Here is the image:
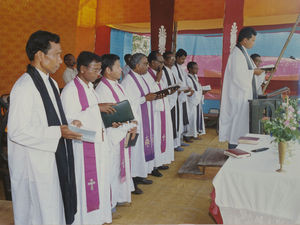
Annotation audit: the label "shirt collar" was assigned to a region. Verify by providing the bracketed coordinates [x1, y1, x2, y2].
[106, 77, 119, 87]
[76, 76, 93, 89]
[36, 68, 49, 81]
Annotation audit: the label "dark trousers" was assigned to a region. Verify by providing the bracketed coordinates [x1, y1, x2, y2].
[228, 143, 238, 149]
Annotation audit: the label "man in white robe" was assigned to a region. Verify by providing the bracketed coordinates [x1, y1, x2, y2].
[219, 27, 264, 149]
[145, 51, 174, 177]
[95, 54, 137, 213]
[161, 51, 182, 151]
[121, 53, 157, 194]
[61, 51, 112, 224]
[172, 49, 193, 147]
[251, 53, 266, 95]
[121, 54, 132, 80]
[7, 30, 81, 225]
[62, 53, 77, 85]
[185, 62, 206, 139]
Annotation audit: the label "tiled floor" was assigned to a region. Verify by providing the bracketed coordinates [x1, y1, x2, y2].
[0, 127, 226, 224]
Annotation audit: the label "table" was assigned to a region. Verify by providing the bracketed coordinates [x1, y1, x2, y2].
[211, 134, 300, 224]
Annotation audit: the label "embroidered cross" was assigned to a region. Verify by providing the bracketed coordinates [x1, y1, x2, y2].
[162, 135, 166, 142]
[88, 179, 95, 191]
[145, 136, 150, 147]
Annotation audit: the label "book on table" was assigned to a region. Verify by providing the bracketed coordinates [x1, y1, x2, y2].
[101, 100, 134, 128]
[238, 136, 260, 145]
[124, 132, 139, 148]
[224, 148, 251, 158]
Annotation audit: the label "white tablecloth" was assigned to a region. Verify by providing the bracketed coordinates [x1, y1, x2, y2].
[213, 134, 300, 224]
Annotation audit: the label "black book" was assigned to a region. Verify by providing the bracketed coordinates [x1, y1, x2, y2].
[154, 85, 180, 99]
[124, 133, 139, 148]
[101, 100, 134, 128]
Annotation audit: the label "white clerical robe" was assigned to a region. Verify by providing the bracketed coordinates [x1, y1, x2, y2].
[219, 46, 254, 145]
[186, 73, 206, 137]
[255, 71, 266, 95]
[95, 79, 136, 208]
[8, 71, 65, 225]
[121, 70, 155, 177]
[143, 70, 174, 167]
[161, 66, 180, 148]
[62, 67, 77, 84]
[172, 64, 189, 142]
[61, 77, 112, 225]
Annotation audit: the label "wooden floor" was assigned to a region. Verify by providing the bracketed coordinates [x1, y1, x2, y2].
[0, 127, 227, 224]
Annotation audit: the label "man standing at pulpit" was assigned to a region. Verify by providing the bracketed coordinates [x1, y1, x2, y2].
[219, 27, 264, 149]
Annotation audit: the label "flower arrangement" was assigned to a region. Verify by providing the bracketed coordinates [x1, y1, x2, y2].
[262, 96, 300, 143]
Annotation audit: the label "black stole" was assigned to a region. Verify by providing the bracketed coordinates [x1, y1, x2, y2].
[26, 65, 77, 224]
[162, 66, 178, 138]
[175, 64, 189, 126]
[235, 43, 257, 99]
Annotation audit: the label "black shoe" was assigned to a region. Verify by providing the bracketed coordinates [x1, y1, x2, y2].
[133, 177, 153, 185]
[183, 136, 193, 143]
[151, 168, 163, 177]
[131, 185, 143, 194]
[193, 136, 202, 140]
[158, 165, 169, 170]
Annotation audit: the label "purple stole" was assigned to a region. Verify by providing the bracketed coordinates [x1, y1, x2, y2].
[128, 70, 154, 161]
[74, 77, 100, 212]
[148, 68, 167, 153]
[101, 77, 128, 183]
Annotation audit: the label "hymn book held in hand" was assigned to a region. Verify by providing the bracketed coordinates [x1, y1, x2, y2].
[68, 125, 97, 143]
[260, 64, 275, 71]
[101, 100, 135, 128]
[124, 132, 139, 148]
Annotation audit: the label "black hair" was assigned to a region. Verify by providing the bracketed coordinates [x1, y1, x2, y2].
[187, 61, 197, 70]
[250, 53, 261, 61]
[26, 30, 60, 61]
[101, 54, 120, 75]
[148, 51, 159, 63]
[238, 27, 257, 43]
[76, 51, 101, 72]
[124, 54, 132, 62]
[163, 51, 173, 60]
[175, 48, 187, 58]
[129, 53, 146, 70]
[63, 53, 74, 63]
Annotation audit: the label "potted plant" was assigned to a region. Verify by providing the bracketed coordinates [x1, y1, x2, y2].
[262, 96, 300, 172]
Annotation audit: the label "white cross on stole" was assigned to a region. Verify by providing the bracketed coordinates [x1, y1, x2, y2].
[88, 178, 96, 191]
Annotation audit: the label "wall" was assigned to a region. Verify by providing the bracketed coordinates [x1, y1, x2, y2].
[0, 0, 79, 95]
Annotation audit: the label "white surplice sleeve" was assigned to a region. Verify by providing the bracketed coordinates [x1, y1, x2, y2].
[8, 74, 61, 152]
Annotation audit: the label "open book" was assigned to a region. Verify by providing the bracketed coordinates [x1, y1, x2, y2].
[68, 125, 96, 143]
[260, 64, 275, 71]
[154, 85, 180, 99]
[202, 85, 211, 91]
[224, 148, 251, 158]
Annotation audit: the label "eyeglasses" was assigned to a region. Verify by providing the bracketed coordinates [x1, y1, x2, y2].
[155, 60, 164, 64]
[87, 66, 102, 74]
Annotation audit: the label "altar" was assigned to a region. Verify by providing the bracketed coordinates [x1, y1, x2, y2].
[211, 134, 300, 224]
